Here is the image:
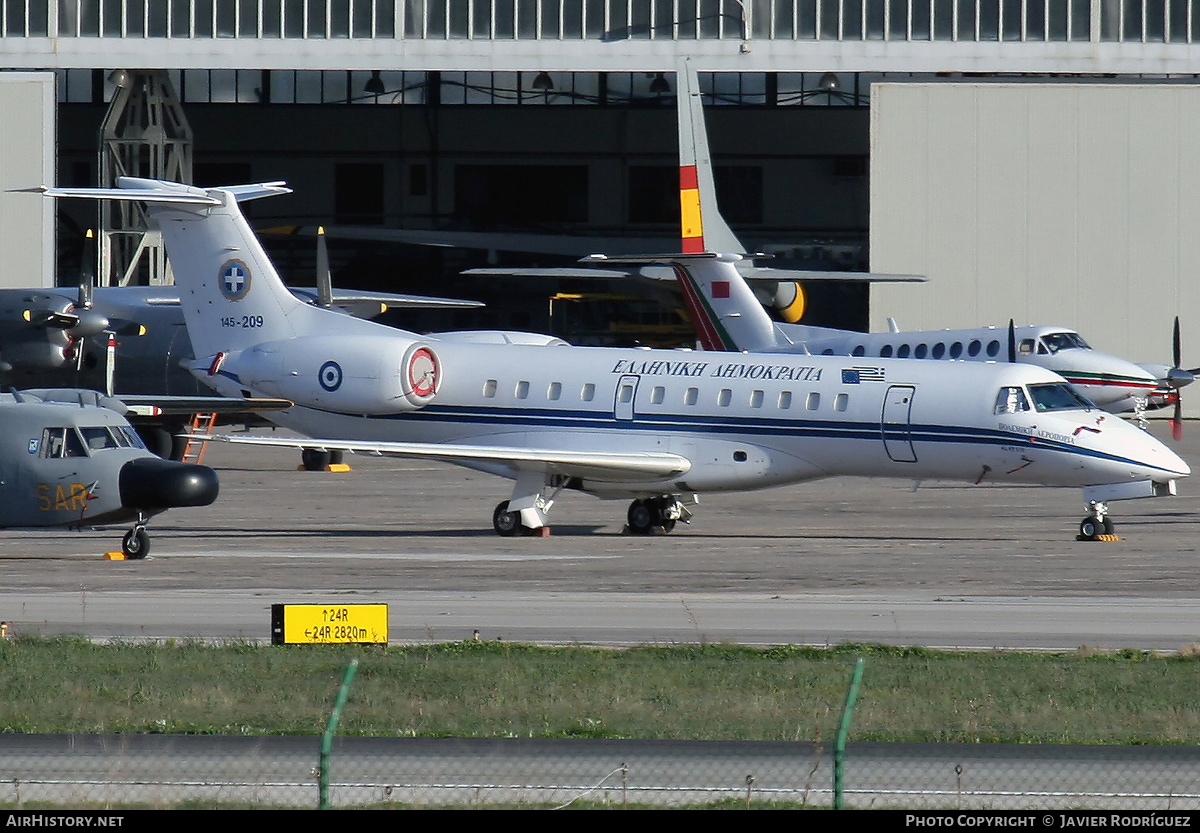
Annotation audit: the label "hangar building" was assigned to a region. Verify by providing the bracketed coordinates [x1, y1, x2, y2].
[1, 0, 1198, 401]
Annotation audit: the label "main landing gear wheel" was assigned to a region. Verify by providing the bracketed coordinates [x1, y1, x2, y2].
[627, 498, 678, 535]
[301, 448, 332, 471]
[1078, 516, 1116, 541]
[122, 527, 150, 559]
[493, 501, 523, 537]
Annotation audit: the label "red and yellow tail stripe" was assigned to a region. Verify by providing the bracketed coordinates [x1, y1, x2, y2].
[680, 165, 704, 253]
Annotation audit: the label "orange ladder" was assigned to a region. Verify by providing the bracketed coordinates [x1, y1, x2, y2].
[180, 413, 217, 464]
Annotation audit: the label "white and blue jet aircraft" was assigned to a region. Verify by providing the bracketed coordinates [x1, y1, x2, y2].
[33, 178, 1189, 540]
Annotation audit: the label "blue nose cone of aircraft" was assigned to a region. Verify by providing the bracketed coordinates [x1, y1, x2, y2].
[119, 457, 220, 510]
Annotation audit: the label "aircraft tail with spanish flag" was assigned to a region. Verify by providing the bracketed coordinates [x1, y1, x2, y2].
[677, 57, 746, 258]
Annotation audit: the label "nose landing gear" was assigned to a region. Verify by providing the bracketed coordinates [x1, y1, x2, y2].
[1078, 501, 1117, 541]
[121, 515, 151, 559]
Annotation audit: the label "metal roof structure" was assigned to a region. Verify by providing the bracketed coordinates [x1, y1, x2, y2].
[3, 0, 1200, 75]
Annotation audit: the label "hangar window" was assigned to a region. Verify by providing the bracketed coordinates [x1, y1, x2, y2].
[456, 164, 587, 224]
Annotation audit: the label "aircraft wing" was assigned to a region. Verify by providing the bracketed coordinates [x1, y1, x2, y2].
[299, 225, 670, 257]
[464, 261, 925, 284]
[189, 433, 691, 482]
[120, 396, 294, 417]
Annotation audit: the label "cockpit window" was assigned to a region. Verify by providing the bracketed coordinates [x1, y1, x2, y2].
[1040, 332, 1091, 354]
[1028, 383, 1094, 412]
[39, 427, 88, 458]
[80, 426, 121, 452]
[994, 386, 1031, 414]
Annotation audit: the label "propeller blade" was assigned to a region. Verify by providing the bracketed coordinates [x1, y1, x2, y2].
[316, 226, 333, 308]
[1171, 317, 1185, 440]
[104, 330, 117, 397]
[1173, 316, 1182, 370]
[1007, 319, 1016, 363]
[77, 230, 96, 309]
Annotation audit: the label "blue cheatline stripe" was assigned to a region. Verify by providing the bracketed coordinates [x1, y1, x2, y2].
[279, 401, 1179, 477]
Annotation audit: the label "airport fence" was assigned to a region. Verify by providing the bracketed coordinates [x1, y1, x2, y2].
[3, 734, 1200, 809]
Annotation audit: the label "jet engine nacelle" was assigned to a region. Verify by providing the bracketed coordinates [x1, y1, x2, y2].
[222, 335, 441, 414]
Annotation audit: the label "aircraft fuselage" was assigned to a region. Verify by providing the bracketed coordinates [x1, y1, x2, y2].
[204, 338, 1185, 497]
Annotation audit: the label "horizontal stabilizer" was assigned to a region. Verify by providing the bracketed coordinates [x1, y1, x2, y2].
[22, 179, 291, 205]
[289, 287, 484, 312]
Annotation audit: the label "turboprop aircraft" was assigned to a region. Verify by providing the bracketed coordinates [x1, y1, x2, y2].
[0, 388, 219, 558]
[32, 178, 1190, 541]
[0, 235, 482, 396]
[664, 58, 1189, 427]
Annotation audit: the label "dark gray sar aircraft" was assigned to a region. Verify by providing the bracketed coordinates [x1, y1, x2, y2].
[0, 388, 219, 558]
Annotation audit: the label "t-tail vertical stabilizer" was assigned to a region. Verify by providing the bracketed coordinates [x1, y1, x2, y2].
[35, 178, 443, 413]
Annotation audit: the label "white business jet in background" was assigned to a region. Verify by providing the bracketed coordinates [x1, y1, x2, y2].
[670, 58, 1189, 430]
[33, 179, 1188, 540]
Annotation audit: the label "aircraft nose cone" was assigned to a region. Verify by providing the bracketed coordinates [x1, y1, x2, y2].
[119, 456, 219, 510]
[1145, 435, 1190, 478]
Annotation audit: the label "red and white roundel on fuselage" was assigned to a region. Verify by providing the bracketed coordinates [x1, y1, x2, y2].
[405, 345, 440, 402]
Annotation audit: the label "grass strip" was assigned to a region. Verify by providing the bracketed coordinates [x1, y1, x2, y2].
[3, 638, 1198, 743]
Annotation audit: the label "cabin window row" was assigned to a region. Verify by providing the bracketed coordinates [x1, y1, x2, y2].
[481, 379, 849, 412]
[842, 339, 1005, 360]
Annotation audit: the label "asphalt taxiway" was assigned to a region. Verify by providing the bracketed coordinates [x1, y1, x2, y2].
[2, 421, 1197, 650]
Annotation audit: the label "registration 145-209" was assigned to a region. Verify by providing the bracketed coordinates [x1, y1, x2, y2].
[221, 315, 265, 328]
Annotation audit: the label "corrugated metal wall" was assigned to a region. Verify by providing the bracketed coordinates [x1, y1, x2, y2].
[0, 73, 56, 289]
[869, 82, 1200, 412]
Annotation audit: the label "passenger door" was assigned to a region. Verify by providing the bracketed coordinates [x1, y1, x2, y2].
[881, 385, 917, 463]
